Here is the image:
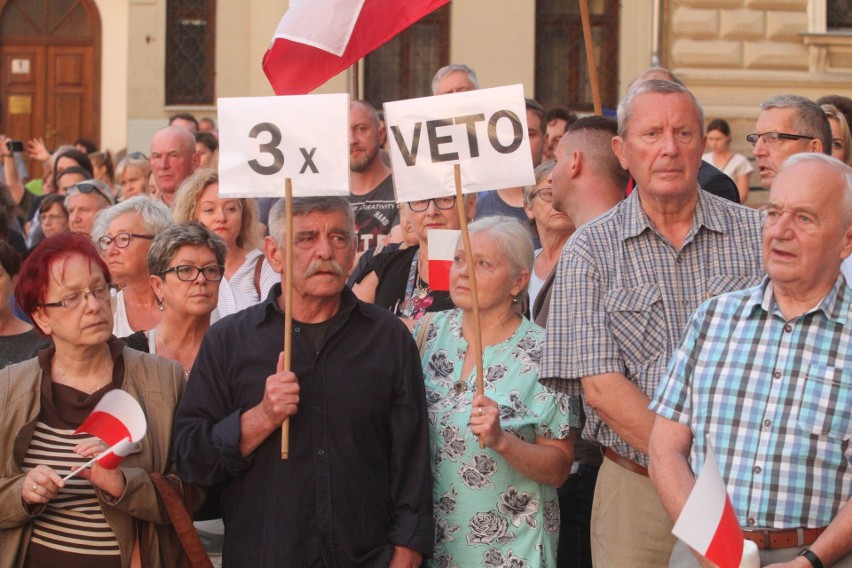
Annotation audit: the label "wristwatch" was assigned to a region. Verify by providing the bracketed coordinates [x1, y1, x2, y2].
[798, 548, 825, 568]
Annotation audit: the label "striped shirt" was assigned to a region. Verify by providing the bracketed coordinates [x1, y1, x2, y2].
[217, 249, 279, 318]
[540, 189, 764, 467]
[651, 276, 852, 528]
[23, 421, 121, 559]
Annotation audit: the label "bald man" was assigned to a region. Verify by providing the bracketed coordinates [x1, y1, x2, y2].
[149, 125, 199, 206]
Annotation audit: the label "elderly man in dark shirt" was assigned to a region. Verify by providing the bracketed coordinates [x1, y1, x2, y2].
[174, 197, 433, 567]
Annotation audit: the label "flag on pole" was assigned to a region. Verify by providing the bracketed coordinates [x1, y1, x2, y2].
[75, 390, 147, 470]
[672, 441, 744, 568]
[263, 0, 450, 95]
[427, 229, 460, 291]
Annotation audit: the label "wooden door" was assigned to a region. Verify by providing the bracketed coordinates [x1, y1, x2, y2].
[0, 0, 100, 176]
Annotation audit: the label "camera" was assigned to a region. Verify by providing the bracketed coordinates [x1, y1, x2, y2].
[5, 140, 23, 153]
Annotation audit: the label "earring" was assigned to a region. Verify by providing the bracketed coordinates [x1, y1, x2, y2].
[157, 298, 164, 312]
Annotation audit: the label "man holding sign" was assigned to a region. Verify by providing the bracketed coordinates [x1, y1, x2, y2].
[174, 197, 433, 567]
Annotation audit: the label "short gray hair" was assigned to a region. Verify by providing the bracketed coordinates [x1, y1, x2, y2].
[465, 215, 534, 296]
[431, 64, 479, 95]
[761, 94, 832, 156]
[64, 179, 114, 210]
[523, 161, 556, 206]
[778, 152, 852, 225]
[617, 79, 704, 138]
[147, 221, 227, 276]
[91, 195, 173, 244]
[268, 197, 355, 247]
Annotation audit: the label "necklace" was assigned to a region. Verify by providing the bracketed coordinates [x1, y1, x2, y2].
[413, 256, 430, 299]
[53, 360, 110, 393]
[156, 329, 192, 377]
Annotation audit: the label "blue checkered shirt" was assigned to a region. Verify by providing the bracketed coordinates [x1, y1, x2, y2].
[540, 189, 764, 467]
[652, 276, 852, 528]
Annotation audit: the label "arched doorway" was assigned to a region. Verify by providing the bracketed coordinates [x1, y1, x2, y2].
[0, 0, 101, 174]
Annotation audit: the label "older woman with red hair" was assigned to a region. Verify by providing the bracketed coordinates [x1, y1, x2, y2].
[0, 232, 194, 567]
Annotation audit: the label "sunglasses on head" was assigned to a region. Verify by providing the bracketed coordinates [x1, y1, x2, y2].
[69, 182, 113, 205]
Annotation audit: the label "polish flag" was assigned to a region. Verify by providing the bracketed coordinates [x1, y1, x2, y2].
[672, 442, 744, 568]
[263, 0, 450, 95]
[74, 389, 147, 470]
[428, 229, 460, 291]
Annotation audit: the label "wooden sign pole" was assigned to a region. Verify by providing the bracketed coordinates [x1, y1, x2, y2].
[281, 179, 293, 459]
[453, 164, 485, 448]
[579, 0, 603, 116]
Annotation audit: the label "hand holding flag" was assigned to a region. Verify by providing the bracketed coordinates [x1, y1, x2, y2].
[63, 390, 147, 491]
[672, 441, 746, 568]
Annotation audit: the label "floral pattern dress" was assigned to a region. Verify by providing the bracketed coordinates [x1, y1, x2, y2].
[414, 309, 579, 568]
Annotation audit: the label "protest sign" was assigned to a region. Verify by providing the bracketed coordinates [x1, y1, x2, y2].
[217, 94, 349, 197]
[384, 84, 535, 203]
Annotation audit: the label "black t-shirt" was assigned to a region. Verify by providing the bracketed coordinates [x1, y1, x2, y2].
[347, 175, 398, 252]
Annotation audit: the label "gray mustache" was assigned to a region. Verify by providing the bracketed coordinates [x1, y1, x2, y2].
[304, 260, 345, 278]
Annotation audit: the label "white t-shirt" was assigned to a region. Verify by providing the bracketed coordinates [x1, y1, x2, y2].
[702, 152, 754, 180]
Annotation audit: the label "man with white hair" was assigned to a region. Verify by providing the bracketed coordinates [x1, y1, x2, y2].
[651, 153, 852, 567]
[540, 79, 764, 566]
[149, 125, 199, 206]
[430, 63, 478, 95]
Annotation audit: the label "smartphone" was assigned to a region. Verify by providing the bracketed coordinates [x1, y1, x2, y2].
[5, 140, 23, 153]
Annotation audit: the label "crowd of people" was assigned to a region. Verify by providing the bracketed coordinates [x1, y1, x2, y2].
[0, 62, 851, 568]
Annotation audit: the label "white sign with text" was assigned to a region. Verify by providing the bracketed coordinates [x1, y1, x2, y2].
[217, 94, 349, 197]
[383, 84, 534, 203]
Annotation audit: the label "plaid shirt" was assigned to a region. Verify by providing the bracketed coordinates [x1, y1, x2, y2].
[540, 189, 763, 467]
[651, 276, 852, 528]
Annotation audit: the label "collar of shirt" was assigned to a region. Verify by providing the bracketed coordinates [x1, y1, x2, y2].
[252, 283, 365, 328]
[749, 274, 850, 324]
[621, 187, 731, 242]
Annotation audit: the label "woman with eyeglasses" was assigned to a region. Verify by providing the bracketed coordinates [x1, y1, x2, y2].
[521, 161, 575, 321]
[36, 194, 69, 240]
[123, 222, 226, 379]
[92, 196, 173, 337]
[412, 216, 576, 567]
[353, 194, 476, 329]
[114, 152, 151, 201]
[172, 169, 277, 318]
[0, 232, 194, 566]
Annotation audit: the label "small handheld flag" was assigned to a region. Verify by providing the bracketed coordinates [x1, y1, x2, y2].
[672, 441, 744, 568]
[427, 229, 460, 291]
[63, 390, 147, 480]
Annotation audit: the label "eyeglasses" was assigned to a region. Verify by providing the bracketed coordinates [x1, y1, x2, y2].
[408, 196, 456, 212]
[68, 181, 114, 205]
[37, 283, 116, 310]
[530, 187, 553, 202]
[97, 232, 155, 250]
[746, 132, 815, 148]
[160, 264, 225, 282]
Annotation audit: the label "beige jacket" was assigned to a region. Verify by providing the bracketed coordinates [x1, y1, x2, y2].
[0, 347, 193, 568]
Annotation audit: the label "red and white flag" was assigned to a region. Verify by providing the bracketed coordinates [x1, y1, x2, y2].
[427, 229, 459, 291]
[672, 442, 744, 568]
[74, 389, 147, 470]
[263, 0, 450, 95]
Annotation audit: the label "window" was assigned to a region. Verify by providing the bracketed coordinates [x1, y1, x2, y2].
[535, 0, 619, 112]
[363, 5, 449, 109]
[166, 0, 215, 105]
[827, 0, 852, 29]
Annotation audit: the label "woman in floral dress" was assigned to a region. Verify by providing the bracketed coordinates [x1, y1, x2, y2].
[414, 216, 578, 568]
